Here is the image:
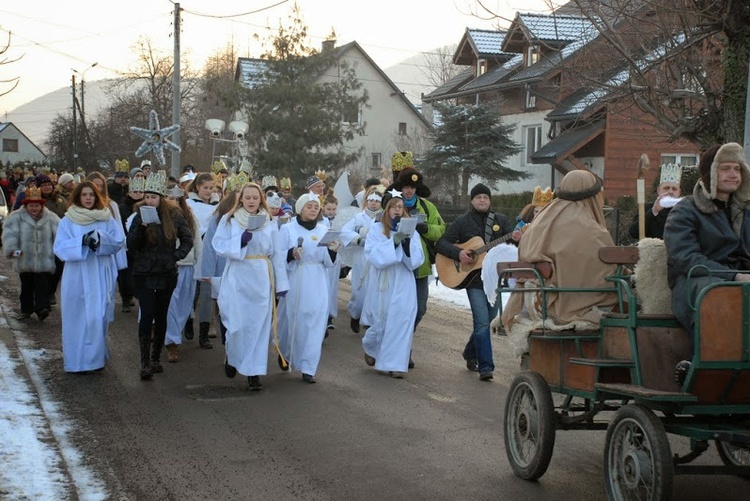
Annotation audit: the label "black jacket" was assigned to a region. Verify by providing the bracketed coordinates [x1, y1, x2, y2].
[436, 208, 512, 289]
[628, 203, 672, 240]
[108, 183, 128, 206]
[127, 209, 193, 289]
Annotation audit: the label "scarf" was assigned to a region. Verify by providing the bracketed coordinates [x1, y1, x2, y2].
[364, 208, 380, 219]
[65, 205, 112, 225]
[296, 215, 317, 230]
[233, 207, 268, 229]
[404, 196, 418, 209]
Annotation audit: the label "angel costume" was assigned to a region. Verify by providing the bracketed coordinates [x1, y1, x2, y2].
[213, 210, 288, 377]
[54, 207, 125, 372]
[501, 170, 617, 357]
[165, 212, 202, 348]
[361, 223, 424, 373]
[341, 209, 379, 322]
[276, 217, 336, 377]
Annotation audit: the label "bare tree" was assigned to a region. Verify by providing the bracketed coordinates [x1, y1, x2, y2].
[0, 31, 21, 98]
[420, 44, 462, 88]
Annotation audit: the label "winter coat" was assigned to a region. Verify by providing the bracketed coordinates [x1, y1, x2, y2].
[2, 206, 60, 273]
[664, 182, 750, 329]
[436, 208, 513, 289]
[127, 207, 193, 289]
[43, 190, 69, 218]
[628, 203, 673, 240]
[405, 196, 445, 279]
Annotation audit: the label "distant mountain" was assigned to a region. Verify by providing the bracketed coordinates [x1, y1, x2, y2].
[5, 50, 442, 150]
[2, 80, 112, 150]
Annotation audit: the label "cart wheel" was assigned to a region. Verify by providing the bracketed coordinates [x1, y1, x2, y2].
[503, 371, 556, 480]
[716, 440, 750, 477]
[604, 405, 673, 500]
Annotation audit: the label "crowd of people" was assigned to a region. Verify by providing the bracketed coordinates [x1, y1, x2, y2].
[5, 153, 516, 389]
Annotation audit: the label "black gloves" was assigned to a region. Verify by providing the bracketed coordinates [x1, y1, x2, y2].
[241, 231, 253, 248]
[82, 230, 99, 252]
[416, 223, 428, 235]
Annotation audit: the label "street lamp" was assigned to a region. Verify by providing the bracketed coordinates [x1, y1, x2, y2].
[72, 62, 98, 121]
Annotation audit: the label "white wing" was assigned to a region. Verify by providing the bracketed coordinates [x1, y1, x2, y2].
[481, 243, 518, 307]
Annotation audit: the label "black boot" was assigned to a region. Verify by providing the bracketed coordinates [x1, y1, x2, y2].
[199, 322, 213, 349]
[139, 336, 153, 380]
[248, 375, 262, 391]
[151, 329, 165, 373]
[183, 317, 194, 340]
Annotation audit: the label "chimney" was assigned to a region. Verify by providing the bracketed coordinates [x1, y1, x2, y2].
[322, 28, 336, 52]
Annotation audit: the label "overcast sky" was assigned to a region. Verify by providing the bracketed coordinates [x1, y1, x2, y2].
[0, 0, 559, 114]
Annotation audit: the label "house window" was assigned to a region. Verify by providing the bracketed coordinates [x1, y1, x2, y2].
[371, 153, 382, 169]
[526, 45, 540, 66]
[477, 59, 487, 76]
[342, 100, 360, 125]
[523, 125, 543, 164]
[398, 122, 407, 136]
[661, 154, 698, 167]
[525, 88, 536, 109]
[3, 138, 19, 152]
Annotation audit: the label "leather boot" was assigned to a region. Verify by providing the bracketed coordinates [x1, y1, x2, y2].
[183, 317, 194, 340]
[199, 322, 213, 349]
[139, 335, 153, 380]
[151, 328, 165, 373]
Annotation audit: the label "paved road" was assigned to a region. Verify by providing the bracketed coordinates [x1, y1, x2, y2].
[1, 256, 747, 500]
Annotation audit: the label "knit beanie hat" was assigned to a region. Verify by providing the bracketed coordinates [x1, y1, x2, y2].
[470, 183, 491, 200]
[58, 173, 74, 186]
[295, 192, 321, 214]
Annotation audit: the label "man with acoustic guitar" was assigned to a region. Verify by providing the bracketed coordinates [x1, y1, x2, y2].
[436, 183, 520, 381]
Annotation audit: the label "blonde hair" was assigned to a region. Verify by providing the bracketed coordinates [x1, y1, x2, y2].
[226, 183, 269, 221]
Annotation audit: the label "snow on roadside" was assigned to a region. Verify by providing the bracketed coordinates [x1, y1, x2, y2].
[0, 341, 70, 500]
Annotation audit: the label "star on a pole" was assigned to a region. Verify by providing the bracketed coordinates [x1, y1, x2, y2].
[129, 110, 181, 166]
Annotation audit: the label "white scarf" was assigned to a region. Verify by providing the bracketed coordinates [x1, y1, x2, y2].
[233, 207, 269, 230]
[65, 205, 112, 225]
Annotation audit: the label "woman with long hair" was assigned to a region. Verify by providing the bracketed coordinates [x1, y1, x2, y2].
[361, 190, 423, 378]
[341, 185, 382, 333]
[277, 193, 339, 384]
[212, 183, 288, 390]
[185, 172, 219, 349]
[53, 181, 125, 372]
[127, 171, 193, 380]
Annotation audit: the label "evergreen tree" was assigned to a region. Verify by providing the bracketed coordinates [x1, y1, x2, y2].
[421, 101, 525, 205]
[237, 6, 368, 186]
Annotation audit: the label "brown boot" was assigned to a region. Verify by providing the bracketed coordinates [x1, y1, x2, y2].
[167, 344, 179, 363]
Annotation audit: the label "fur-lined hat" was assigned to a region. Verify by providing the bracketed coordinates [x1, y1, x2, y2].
[699, 142, 749, 200]
[393, 168, 431, 198]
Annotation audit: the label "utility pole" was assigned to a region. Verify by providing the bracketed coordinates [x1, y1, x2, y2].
[71, 75, 78, 170]
[171, 2, 181, 178]
[744, 53, 750, 163]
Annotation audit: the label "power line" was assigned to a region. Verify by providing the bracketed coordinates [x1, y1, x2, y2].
[176, 0, 291, 19]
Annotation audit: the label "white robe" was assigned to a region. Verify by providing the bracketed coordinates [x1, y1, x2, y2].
[361, 224, 423, 372]
[276, 219, 335, 376]
[165, 213, 202, 346]
[341, 212, 376, 320]
[186, 195, 216, 237]
[54, 215, 125, 372]
[214, 215, 289, 377]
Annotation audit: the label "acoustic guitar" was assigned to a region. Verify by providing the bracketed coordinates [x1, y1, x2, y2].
[436, 232, 517, 290]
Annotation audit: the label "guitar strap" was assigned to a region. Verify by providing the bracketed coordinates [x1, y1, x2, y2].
[484, 212, 495, 244]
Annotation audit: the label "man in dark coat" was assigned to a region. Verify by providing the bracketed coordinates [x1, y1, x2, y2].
[629, 164, 682, 239]
[435, 183, 518, 381]
[664, 143, 750, 380]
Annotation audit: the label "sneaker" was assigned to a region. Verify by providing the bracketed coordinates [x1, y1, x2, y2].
[674, 360, 691, 385]
[302, 373, 316, 384]
[350, 317, 360, 333]
[248, 375, 262, 391]
[327, 316, 335, 330]
[465, 358, 479, 372]
[225, 358, 237, 379]
[36, 308, 50, 321]
[277, 354, 289, 371]
[479, 371, 494, 381]
[364, 353, 376, 367]
[166, 344, 179, 363]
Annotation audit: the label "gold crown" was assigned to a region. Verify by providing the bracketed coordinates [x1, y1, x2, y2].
[24, 186, 43, 201]
[659, 163, 682, 185]
[279, 177, 292, 190]
[211, 160, 226, 174]
[314, 169, 327, 182]
[115, 159, 130, 174]
[391, 151, 414, 172]
[144, 170, 167, 195]
[226, 171, 251, 192]
[532, 186, 554, 207]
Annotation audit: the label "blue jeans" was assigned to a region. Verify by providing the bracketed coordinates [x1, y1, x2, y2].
[462, 287, 498, 374]
[414, 276, 429, 330]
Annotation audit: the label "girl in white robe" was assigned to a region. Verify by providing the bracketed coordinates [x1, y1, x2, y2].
[54, 182, 125, 373]
[361, 191, 424, 377]
[341, 188, 382, 333]
[213, 183, 289, 390]
[277, 193, 339, 383]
